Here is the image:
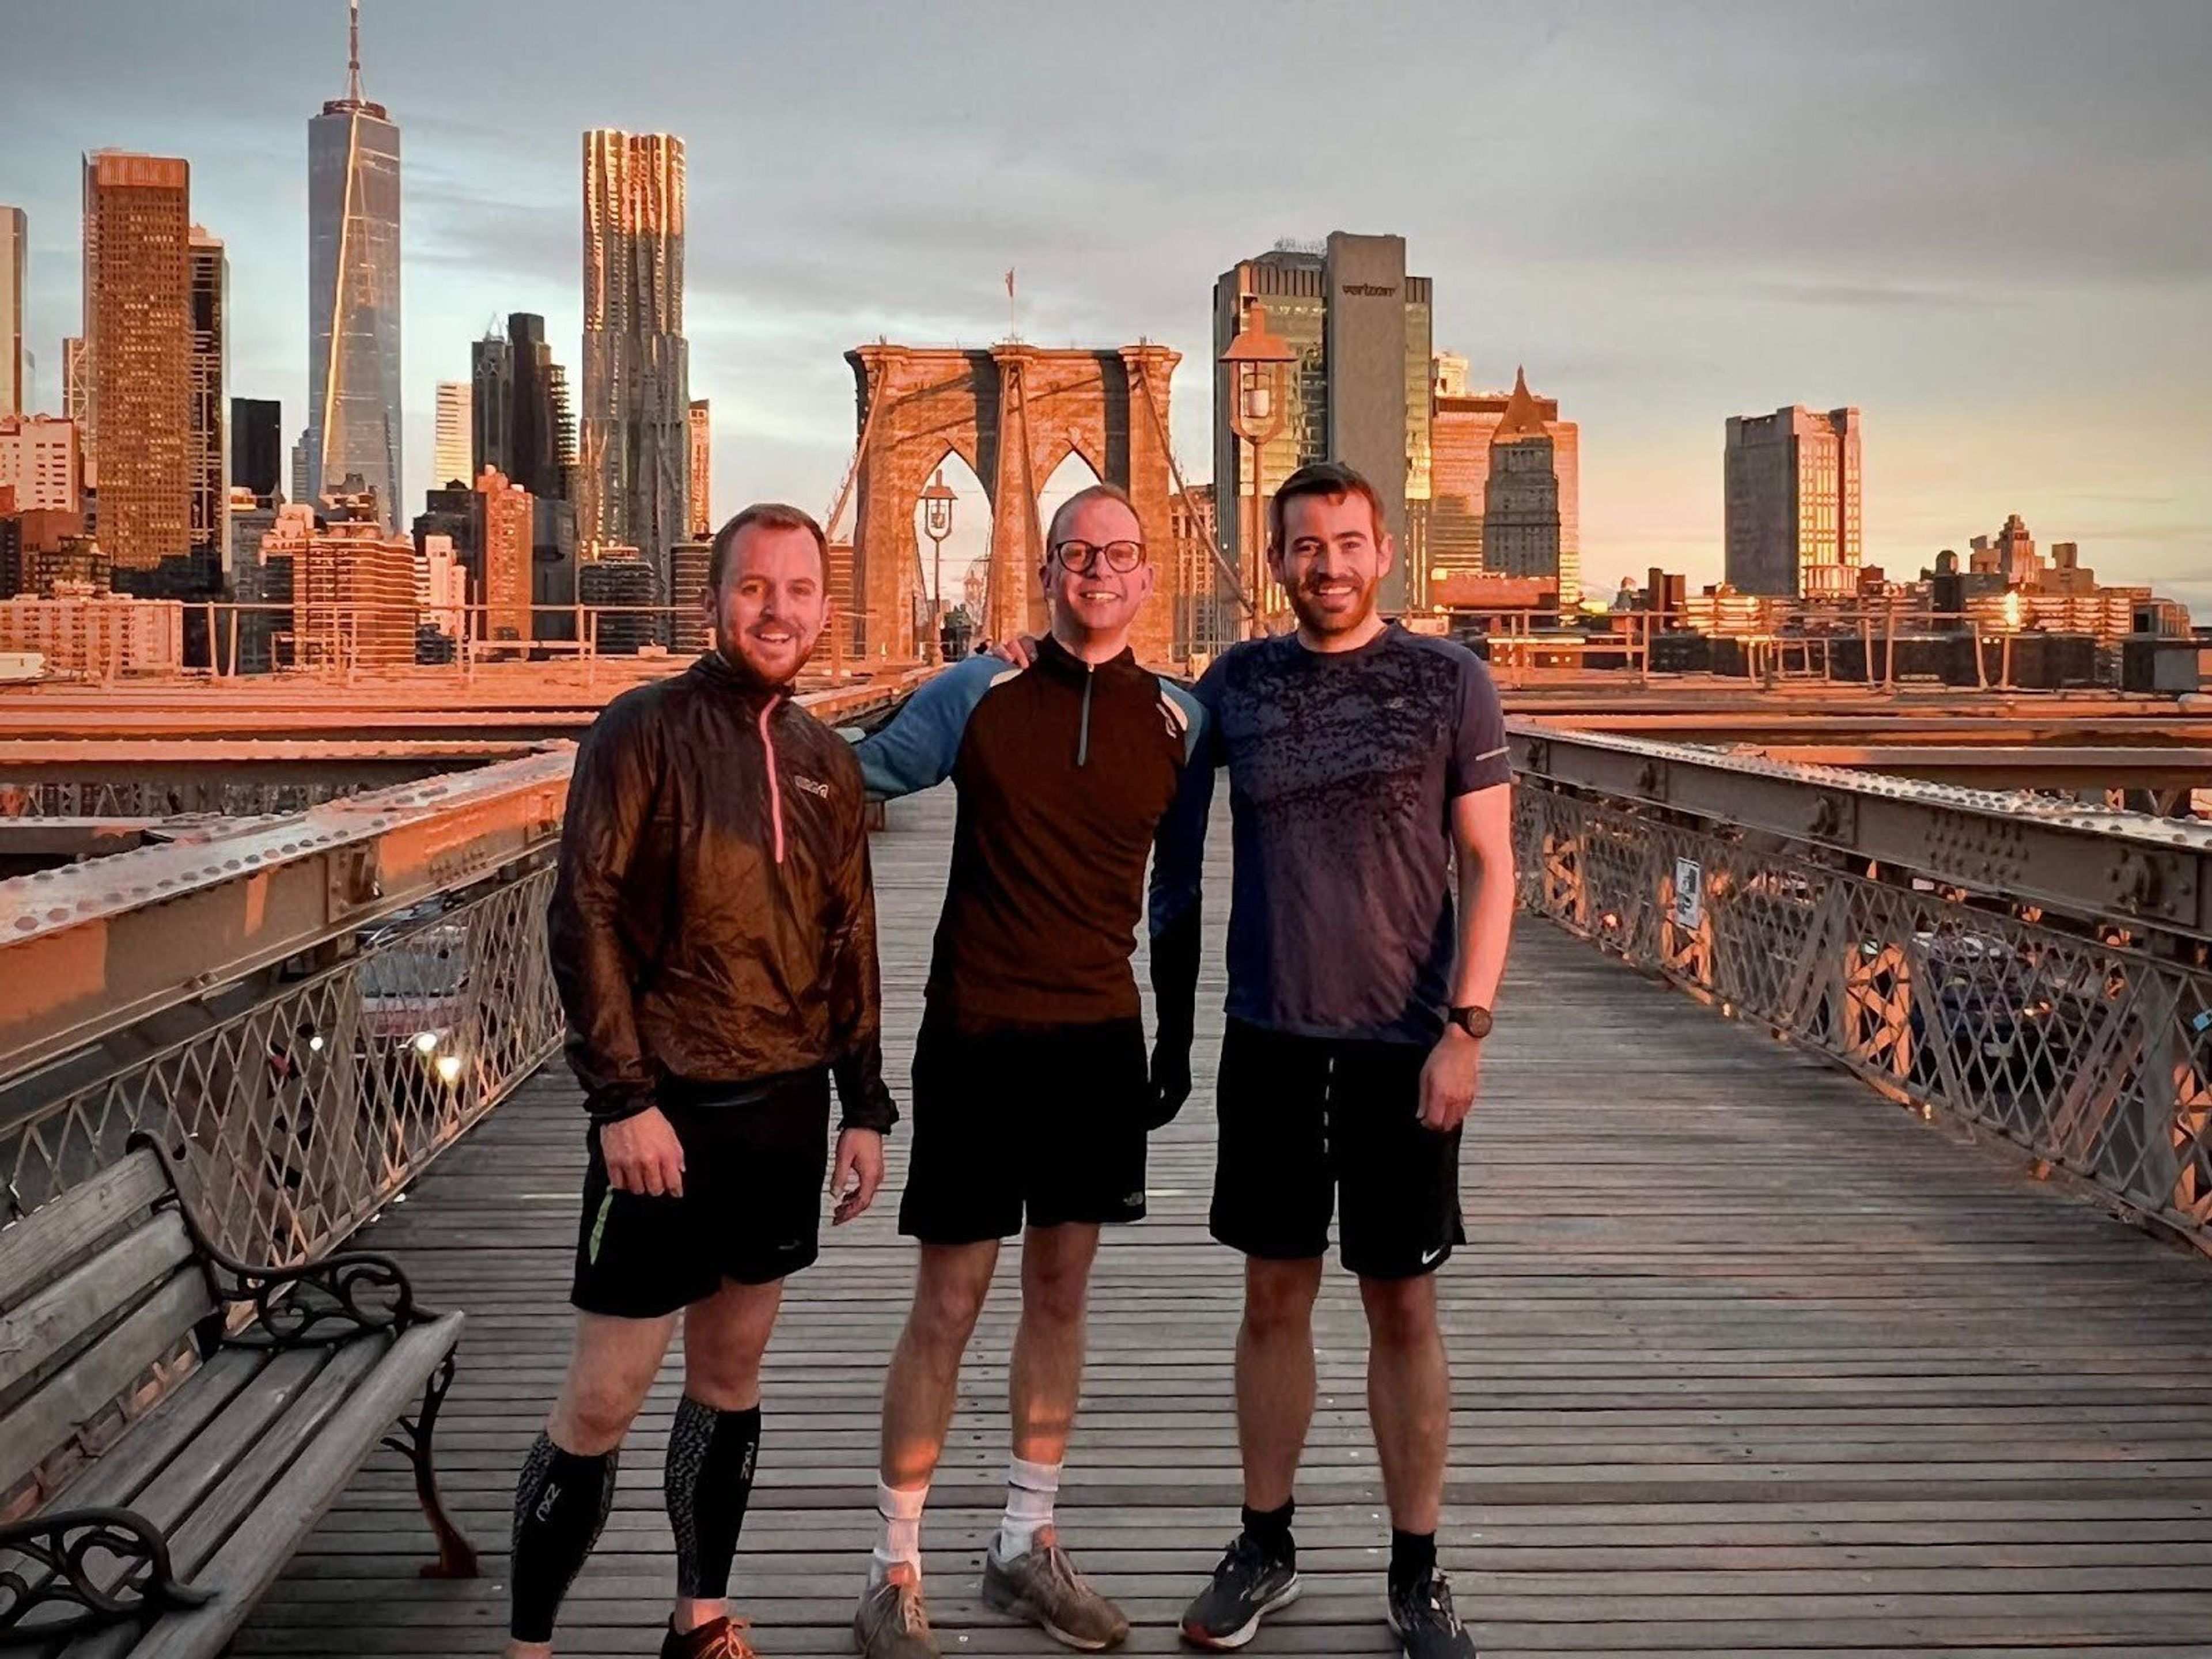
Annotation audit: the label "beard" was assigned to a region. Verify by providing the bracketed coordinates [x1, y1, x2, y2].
[1285, 569, 1380, 636]
[718, 619, 820, 686]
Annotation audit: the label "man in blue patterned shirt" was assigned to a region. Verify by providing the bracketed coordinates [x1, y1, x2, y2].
[1151, 461, 1516, 1659]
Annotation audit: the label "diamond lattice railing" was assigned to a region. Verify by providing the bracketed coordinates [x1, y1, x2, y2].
[0, 865, 560, 1267]
[1515, 784, 2212, 1249]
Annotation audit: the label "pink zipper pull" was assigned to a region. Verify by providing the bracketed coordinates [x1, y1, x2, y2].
[757, 699, 787, 865]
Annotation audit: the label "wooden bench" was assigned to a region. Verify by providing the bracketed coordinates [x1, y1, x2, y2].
[0, 1136, 475, 1655]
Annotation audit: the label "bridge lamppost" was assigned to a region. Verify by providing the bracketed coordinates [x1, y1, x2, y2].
[918, 469, 957, 663]
[1220, 302, 1294, 638]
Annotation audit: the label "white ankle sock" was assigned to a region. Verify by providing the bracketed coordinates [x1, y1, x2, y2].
[870, 1479, 929, 1587]
[995, 1456, 1062, 1559]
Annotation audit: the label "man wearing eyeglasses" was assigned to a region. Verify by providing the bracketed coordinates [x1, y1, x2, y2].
[845, 484, 1203, 1658]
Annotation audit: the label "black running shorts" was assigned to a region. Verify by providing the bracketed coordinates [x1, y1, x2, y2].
[1210, 1018, 1466, 1279]
[898, 1015, 1149, 1244]
[570, 1071, 832, 1319]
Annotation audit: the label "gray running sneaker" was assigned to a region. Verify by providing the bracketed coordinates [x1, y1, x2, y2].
[853, 1562, 940, 1658]
[980, 1525, 1130, 1651]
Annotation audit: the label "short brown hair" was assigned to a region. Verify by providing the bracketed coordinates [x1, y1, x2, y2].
[1267, 460, 1387, 549]
[707, 502, 829, 591]
[1046, 482, 1140, 549]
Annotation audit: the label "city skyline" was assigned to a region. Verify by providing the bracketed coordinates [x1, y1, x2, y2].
[3, 1, 2206, 609]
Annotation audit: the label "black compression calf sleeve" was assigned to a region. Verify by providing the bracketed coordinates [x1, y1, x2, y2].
[665, 1396, 762, 1600]
[510, 1433, 619, 1643]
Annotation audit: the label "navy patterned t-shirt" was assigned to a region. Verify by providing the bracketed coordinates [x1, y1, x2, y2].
[1149, 623, 1510, 1044]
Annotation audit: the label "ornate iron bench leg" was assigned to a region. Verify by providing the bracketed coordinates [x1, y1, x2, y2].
[380, 1351, 479, 1579]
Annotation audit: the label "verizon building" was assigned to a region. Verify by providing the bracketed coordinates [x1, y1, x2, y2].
[1213, 232, 1431, 613]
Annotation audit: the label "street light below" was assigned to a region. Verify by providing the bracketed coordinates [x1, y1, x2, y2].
[1219, 302, 1294, 638]
[918, 469, 957, 663]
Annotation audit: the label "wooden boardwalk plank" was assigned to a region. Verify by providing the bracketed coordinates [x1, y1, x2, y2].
[236, 784, 2212, 1657]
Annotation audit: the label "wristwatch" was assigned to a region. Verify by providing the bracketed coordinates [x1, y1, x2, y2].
[1447, 1004, 1494, 1041]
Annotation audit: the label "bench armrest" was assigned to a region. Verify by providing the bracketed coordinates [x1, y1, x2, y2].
[0, 1503, 210, 1641]
[125, 1132, 431, 1349]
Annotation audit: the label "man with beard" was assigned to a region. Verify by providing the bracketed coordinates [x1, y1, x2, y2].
[846, 484, 1203, 1658]
[1150, 461, 1515, 1658]
[511, 503, 896, 1659]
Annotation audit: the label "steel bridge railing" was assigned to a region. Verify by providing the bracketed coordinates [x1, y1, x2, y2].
[0, 677, 917, 1267]
[1512, 721, 2212, 1251]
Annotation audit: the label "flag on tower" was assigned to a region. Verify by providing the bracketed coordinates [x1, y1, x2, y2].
[1005, 268, 1016, 300]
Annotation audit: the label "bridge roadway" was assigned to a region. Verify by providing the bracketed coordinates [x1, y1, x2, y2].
[234, 786, 2212, 1657]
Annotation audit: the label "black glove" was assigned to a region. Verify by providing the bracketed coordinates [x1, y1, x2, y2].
[1146, 904, 1202, 1130]
[1146, 1033, 1193, 1130]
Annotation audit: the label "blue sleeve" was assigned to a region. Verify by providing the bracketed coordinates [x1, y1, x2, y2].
[1147, 665, 1221, 939]
[849, 654, 1011, 801]
[1446, 649, 1511, 797]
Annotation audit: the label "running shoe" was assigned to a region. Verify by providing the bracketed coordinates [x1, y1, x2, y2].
[1179, 1531, 1301, 1650]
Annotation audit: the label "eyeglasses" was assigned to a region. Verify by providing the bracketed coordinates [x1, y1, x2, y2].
[1051, 539, 1147, 575]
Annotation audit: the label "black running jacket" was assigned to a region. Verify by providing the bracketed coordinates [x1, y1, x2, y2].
[548, 651, 896, 1132]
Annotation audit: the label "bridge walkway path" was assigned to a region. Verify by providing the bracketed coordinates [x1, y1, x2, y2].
[237, 784, 2212, 1657]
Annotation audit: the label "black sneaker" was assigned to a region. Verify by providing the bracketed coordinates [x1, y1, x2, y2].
[1386, 1570, 1477, 1658]
[1179, 1532, 1300, 1650]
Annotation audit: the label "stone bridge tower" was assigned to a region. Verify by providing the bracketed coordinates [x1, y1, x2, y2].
[845, 342, 1182, 666]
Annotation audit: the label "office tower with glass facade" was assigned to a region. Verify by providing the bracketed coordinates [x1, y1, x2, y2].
[1213, 232, 1431, 614]
[188, 227, 228, 568]
[307, 1, 402, 521]
[434, 381, 471, 488]
[473, 313, 573, 501]
[0, 207, 24, 416]
[1725, 405, 1862, 599]
[231, 397, 281, 502]
[582, 130, 690, 588]
[687, 399, 711, 538]
[82, 151, 192, 570]
[471, 327, 510, 478]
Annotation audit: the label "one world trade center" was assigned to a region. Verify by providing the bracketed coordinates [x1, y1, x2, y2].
[307, 0, 401, 524]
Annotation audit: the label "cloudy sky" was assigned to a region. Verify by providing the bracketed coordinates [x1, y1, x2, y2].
[8, 0, 2209, 605]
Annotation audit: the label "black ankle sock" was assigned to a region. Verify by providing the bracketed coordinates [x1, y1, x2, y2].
[510, 1433, 619, 1643]
[1241, 1498, 1296, 1564]
[1389, 1529, 1437, 1596]
[665, 1397, 762, 1600]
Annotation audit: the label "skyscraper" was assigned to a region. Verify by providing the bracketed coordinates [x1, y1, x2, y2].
[1213, 233, 1432, 613]
[473, 313, 573, 501]
[434, 381, 471, 488]
[82, 151, 191, 570]
[581, 130, 690, 583]
[0, 207, 24, 416]
[1430, 362, 1581, 606]
[687, 399, 711, 538]
[471, 325, 510, 479]
[308, 0, 402, 522]
[1481, 369, 1581, 607]
[188, 227, 228, 568]
[1725, 405, 1862, 599]
[472, 465, 535, 645]
[230, 397, 281, 502]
